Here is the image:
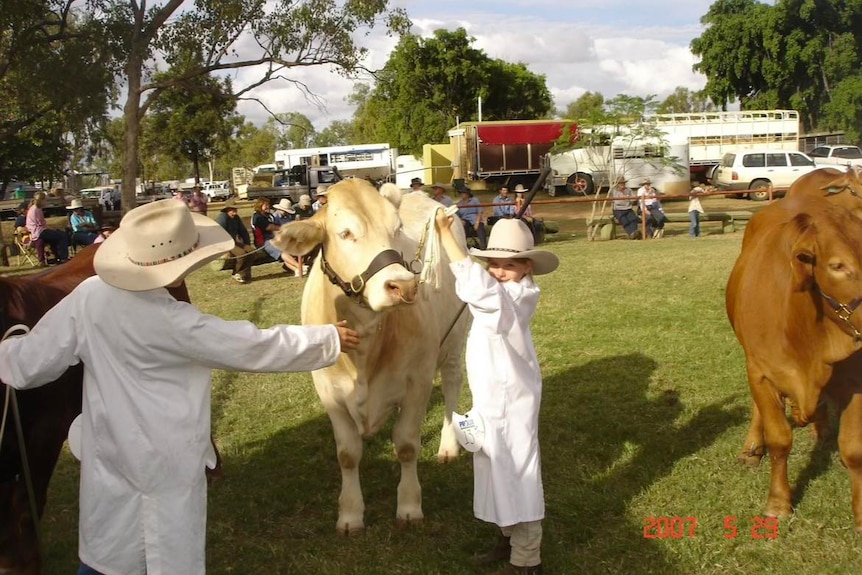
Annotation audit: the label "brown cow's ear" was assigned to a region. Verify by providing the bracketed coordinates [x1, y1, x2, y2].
[790, 214, 817, 291]
[272, 219, 325, 256]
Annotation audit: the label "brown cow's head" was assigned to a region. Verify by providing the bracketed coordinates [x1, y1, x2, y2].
[789, 203, 862, 335]
[273, 180, 418, 311]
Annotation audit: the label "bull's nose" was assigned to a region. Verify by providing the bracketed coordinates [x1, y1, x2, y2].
[387, 279, 418, 303]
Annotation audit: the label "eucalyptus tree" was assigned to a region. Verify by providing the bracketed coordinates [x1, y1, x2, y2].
[86, 0, 409, 211]
[0, 0, 113, 190]
[351, 27, 553, 155]
[268, 112, 316, 150]
[691, 0, 862, 138]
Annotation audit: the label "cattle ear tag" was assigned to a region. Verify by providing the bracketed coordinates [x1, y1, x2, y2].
[452, 410, 486, 453]
[67, 414, 83, 462]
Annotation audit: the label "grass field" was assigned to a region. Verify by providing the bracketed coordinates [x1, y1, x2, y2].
[17, 210, 862, 574]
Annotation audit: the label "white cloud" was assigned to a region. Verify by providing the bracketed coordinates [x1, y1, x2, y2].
[234, 1, 713, 129]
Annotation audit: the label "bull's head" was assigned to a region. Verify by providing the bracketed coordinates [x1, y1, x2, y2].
[789, 203, 862, 340]
[272, 180, 418, 311]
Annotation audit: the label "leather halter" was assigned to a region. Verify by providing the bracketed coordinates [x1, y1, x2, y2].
[319, 247, 409, 305]
[818, 287, 862, 341]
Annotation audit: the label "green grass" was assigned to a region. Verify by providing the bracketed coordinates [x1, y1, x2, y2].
[35, 232, 862, 574]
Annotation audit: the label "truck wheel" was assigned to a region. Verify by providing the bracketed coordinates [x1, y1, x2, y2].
[748, 179, 772, 201]
[567, 172, 595, 196]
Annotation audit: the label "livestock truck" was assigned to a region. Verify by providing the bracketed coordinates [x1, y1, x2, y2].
[448, 120, 577, 191]
[546, 109, 800, 195]
[274, 143, 397, 183]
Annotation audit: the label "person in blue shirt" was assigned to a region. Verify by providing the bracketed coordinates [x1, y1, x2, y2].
[489, 186, 515, 225]
[68, 199, 99, 246]
[457, 187, 487, 249]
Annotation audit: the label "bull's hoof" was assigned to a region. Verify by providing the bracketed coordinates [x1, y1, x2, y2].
[737, 448, 764, 467]
[395, 515, 425, 529]
[764, 499, 793, 519]
[335, 522, 365, 536]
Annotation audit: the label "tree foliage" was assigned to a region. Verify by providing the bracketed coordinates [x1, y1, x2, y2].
[0, 0, 113, 190]
[691, 0, 862, 140]
[656, 87, 715, 114]
[351, 28, 553, 155]
[564, 91, 605, 120]
[268, 112, 315, 150]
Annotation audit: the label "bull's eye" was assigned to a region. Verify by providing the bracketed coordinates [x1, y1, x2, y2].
[829, 261, 846, 273]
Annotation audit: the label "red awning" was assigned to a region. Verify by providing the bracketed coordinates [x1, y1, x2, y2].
[475, 122, 575, 145]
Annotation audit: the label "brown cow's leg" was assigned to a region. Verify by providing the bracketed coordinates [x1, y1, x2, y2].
[739, 400, 766, 466]
[835, 388, 862, 532]
[751, 378, 794, 518]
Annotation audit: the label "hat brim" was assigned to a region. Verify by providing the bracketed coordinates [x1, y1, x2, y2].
[94, 213, 234, 291]
[468, 247, 559, 275]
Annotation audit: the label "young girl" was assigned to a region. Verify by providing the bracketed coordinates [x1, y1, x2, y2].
[435, 213, 559, 575]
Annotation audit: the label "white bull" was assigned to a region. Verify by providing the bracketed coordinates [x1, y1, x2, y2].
[272, 179, 469, 534]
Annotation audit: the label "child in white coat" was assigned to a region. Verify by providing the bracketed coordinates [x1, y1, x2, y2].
[435, 213, 559, 575]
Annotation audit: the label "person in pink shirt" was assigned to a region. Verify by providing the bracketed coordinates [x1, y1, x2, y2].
[25, 191, 70, 264]
[188, 185, 208, 215]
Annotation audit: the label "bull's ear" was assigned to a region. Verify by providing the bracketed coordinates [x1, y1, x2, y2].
[379, 182, 403, 208]
[272, 219, 325, 257]
[789, 213, 817, 292]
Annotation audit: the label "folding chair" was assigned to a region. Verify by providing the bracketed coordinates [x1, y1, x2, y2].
[14, 228, 39, 267]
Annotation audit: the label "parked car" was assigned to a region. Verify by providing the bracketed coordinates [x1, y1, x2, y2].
[809, 144, 862, 169]
[713, 149, 817, 201]
[202, 180, 232, 200]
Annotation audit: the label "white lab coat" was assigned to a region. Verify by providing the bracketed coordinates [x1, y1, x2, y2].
[0, 276, 340, 575]
[450, 258, 544, 527]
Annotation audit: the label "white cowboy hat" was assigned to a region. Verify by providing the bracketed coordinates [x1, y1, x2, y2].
[67, 199, 84, 210]
[452, 410, 486, 453]
[273, 198, 296, 213]
[514, 184, 528, 194]
[315, 185, 329, 196]
[299, 194, 312, 207]
[469, 218, 559, 275]
[94, 199, 234, 291]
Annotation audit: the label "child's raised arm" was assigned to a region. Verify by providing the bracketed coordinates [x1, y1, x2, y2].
[435, 207, 469, 263]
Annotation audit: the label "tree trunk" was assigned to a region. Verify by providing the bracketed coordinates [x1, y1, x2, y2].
[121, 43, 146, 217]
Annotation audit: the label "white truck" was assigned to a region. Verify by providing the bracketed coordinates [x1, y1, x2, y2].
[808, 144, 862, 169]
[547, 109, 801, 194]
[274, 143, 396, 182]
[545, 134, 691, 197]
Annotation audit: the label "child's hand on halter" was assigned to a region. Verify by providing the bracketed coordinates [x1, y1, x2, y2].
[435, 206, 458, 232]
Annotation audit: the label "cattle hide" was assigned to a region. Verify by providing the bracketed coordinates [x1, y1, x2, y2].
[727, 196, 862, 531]
[273, 180, 469, 534]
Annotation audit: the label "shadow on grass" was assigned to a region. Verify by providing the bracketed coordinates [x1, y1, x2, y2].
[200, 351, 747, 575]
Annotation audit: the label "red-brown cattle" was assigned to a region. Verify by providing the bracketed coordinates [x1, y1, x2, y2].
[727, 196, 862, 531]
[0, 245, 200, 574]
[273, 179, 468, 534]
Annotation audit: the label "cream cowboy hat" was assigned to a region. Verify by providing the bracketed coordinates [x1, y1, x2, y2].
[67, 199, 84, 210]
[273, 198, 296, 213]
[513, 184, 528, 194]
[94, 199, 234, 291]
[298, 194, 312, 207]
[469, 218, 559, 275]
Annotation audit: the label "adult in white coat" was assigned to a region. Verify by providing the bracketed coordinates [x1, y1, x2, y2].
[435, 214, 559, 575]
[0, 199, 360, 575]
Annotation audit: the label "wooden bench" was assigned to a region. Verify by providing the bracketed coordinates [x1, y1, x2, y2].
[587, 211, 754, 240]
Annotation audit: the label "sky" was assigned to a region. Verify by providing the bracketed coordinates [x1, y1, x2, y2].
[231, 0, 719, 132]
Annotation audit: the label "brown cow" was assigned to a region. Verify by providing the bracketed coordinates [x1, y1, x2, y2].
[0, 245, 205, 574]
[727, 195, 862, 531]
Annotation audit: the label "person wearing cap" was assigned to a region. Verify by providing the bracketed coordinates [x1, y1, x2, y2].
[188, 184, 208, 216]
[312, 185, 329, 212]
[271, 197, 297, 225]
[216, 202, 256, 283]
[610, 180, 641, 240]
[0, 199, 360, 575]
[456, 187, 487, 250]
[687, 185, 707, 237]
[252, 197, 304, 276]
[489, 185, 516, 226]
[26, 191, 70, 264]
[636, 177, 667, 239]
[293, 193, 314, 220]
[513, 185, 546, 243]
[68, 198, 99, 246]
[434, 212, 558, 575]
[431, 184, 453, 207]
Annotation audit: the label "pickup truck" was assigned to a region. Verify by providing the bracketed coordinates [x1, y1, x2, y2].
[808, 145, 862, 168]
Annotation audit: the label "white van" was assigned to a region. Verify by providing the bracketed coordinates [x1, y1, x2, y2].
[714, 149, 817, 200]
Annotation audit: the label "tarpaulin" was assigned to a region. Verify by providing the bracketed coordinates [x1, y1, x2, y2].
[475, 122, 576, 145]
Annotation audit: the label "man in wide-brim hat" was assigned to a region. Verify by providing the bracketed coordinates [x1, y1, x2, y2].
[216, 201, 257, 283]
[68, 198, 99, 246]
[0, 199, 359, 575]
